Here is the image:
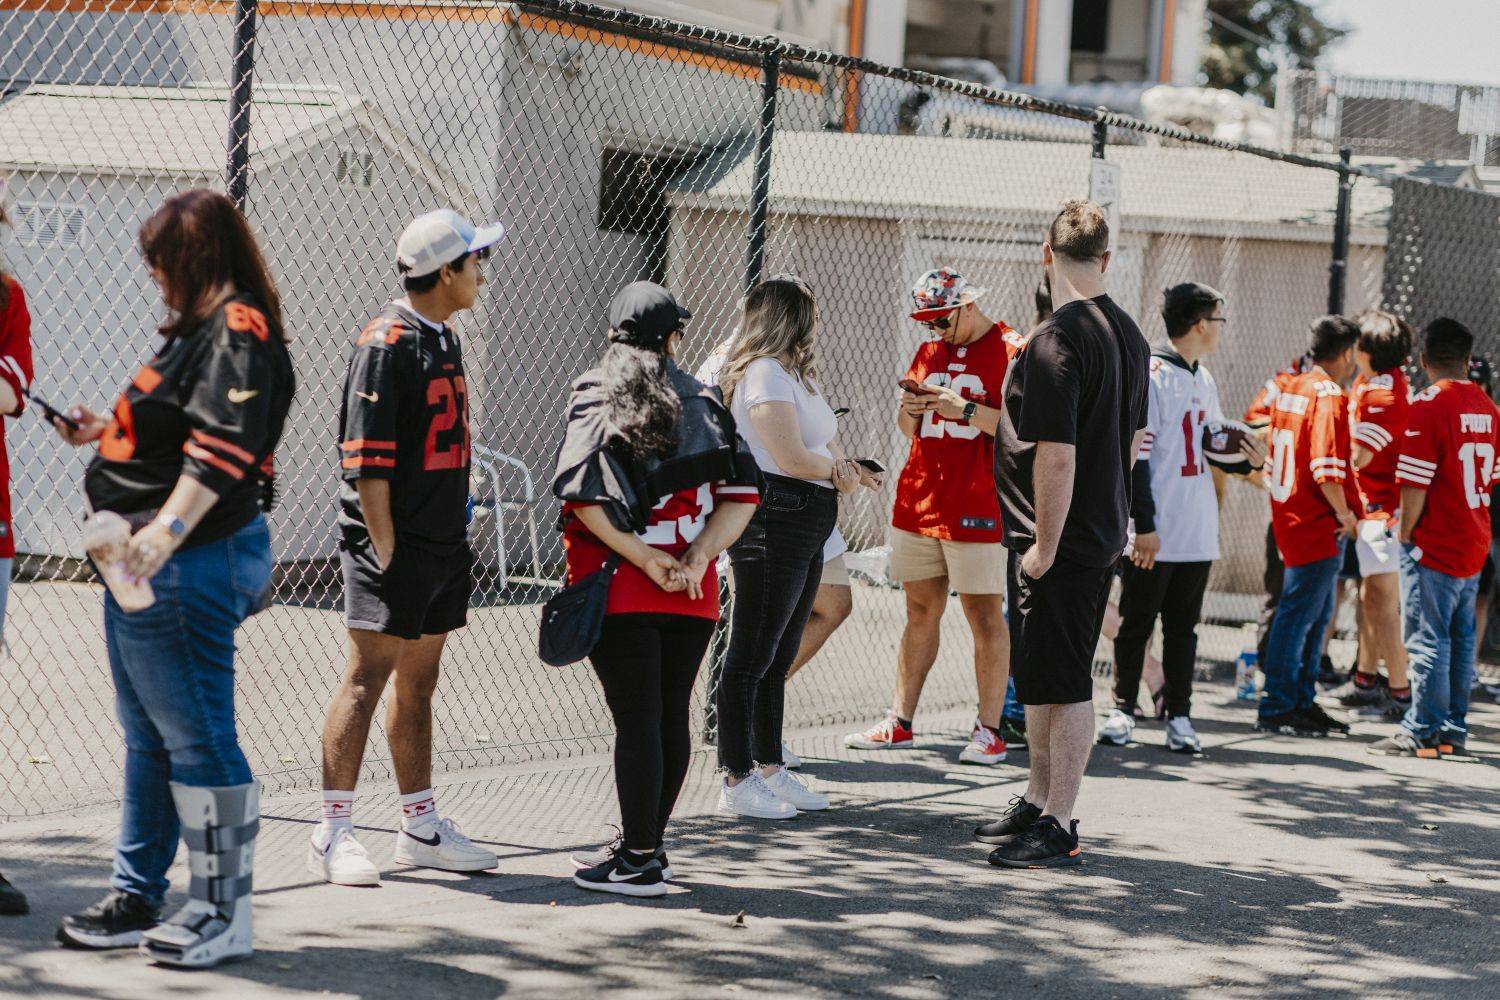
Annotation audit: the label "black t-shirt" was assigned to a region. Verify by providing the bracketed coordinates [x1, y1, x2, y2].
[996, 294, 1150, 567]
[338, 301, 470, 552]
[85, 296, 294, 549]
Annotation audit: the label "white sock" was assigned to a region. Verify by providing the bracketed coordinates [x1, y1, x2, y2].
[318, 790, 354, 841]
[399, 789, 439, 830]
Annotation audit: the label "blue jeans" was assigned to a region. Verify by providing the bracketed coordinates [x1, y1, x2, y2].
[1399, 545, 1479, 741]
[107, 517, 272, 906]
[1260, 548, 1342, 719]
[1002, 678, 1024, 723]
[0, 555, 11, 647]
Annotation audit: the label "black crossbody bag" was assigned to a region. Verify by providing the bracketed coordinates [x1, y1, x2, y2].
[538, 554, 620, 666]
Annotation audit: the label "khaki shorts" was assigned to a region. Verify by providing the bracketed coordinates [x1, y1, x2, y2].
[821, 553, 849, 587]
[888, 528, 1006, 595]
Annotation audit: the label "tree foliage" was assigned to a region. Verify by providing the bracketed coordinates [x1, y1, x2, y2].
[1202, 0, 1350, 103]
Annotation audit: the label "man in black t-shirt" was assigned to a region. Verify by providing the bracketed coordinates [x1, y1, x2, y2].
[979, 200, 1150, 869]
[313, 210, 503, 886]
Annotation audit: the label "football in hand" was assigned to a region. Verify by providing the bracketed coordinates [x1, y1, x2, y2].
[1202, 420, 1255, 475]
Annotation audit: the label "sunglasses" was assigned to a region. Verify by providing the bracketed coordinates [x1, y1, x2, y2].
[922, 311, 957, 331]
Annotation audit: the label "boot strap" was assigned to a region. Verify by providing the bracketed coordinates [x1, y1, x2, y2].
[181, 817, 259, 853]
[189, 873, 254, 905]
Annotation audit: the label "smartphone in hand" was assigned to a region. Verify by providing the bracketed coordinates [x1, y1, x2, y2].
[26, 392, 80, 431]
[898, 378, 940, 395]
[855, 458, 885, 474]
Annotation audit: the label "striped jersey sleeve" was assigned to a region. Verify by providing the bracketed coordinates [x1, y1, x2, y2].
[1394, 395, 1438, 489]
[1307, 380, 1348, 484]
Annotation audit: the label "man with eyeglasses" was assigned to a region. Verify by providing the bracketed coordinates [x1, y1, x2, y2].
[846, 267, 1026, 764]
[1103, 283, 1257, 754]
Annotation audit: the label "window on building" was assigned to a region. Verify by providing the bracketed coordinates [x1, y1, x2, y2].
[1071, 0, 1111, 54]
[598, 147, 694, 283]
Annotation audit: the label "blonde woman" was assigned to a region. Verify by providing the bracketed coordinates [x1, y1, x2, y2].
[713, 276, 880, 819]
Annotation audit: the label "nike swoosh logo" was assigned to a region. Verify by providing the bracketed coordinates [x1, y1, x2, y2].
[1405, 430, 1420, 436]
[227, 388, 259, 403]
[356, 391, 380, 403]
[403, 830, 441, 847]
[607, 867, 651, 882]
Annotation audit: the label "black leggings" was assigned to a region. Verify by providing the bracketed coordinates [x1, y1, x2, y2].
[589, 613, 715, 850]
[716, 475, 837, 775]
[1114, 559, 1212, 718]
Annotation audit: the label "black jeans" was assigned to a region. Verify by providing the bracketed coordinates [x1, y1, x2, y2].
[1114, 559, 1213, 718]
[589, 613, 715, 849]
[717, 474, 838, 775]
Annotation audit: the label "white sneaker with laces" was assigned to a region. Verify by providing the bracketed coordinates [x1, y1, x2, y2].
[393, 817, 499, 872]
[1097, 708, 1136, 746]
[781, 743, 802, 770]
[717, 773, 798, 820]
[307, 826, 380, 886]
[1165, 716, 1203, 753]
[958, 719, 1007, 765]
[761, 766, 829, 811]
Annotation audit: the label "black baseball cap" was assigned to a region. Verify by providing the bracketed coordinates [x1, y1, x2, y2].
[1162, 281, 1224, 313]
[608, 281, 692, 345]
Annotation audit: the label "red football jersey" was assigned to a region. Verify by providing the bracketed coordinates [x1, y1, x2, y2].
[0, 278, 35, 559]
[1349, 367, 1409, 522]
[893, 322, 1013, 542]
[1243, 357, 1311, 427]
[563, 481, 759, 620]
[1267, 367, 1363, 567]
[1395, 379, 1499, 579]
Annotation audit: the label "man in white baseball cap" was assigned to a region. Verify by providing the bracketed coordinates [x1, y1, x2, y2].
[311, 207, 503, 887]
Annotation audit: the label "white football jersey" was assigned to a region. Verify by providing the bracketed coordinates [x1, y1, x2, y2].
[1131, 350, 1226, 562]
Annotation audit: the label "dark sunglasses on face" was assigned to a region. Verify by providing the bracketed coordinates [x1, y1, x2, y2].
[923, 311, 955, 331]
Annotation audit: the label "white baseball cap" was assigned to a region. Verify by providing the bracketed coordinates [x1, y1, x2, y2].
[395, 209, 505, 278]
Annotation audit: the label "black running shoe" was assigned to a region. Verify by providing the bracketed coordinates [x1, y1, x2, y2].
[57, 890, 161, 949]
[570, 841, 673, 880]
[1316, 655, 1344, 687]
[1326, 674, 1385, 708]
[1255, 711, 1325, 737]
[1368, 731, 1441, 758]
[1351, 694, 1409, 722]
[1437, 731, 1474, 760]
[999, 718, 1028, 750]
[0, 873, 27, 916]
[572, 851, 667, 898]
[1301, 704, 1351, 735]
[987, 816, 1082, 869]
[973, 795, 1043, 844]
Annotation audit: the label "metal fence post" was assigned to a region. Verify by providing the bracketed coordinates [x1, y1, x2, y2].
[1327, 145, 1352, 315]
[1092, 112, 1108, 160]
[745, 40, 782, 293]
[225, 0, 260, 209]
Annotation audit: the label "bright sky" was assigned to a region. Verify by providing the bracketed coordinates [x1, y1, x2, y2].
[1319, 0, 1500, 86]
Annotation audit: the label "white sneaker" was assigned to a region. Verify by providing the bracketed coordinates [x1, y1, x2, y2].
[393, 817, 499, 872]
[1165, 716, 1203, 754]
[308, 826, 380, 886]
[781, 743, 802, 770]
[717, 773, 798, 820]
[1097, 709, 1136, 746]
[761, 766, 829, 811]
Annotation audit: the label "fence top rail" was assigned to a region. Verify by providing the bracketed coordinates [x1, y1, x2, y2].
[507, 0, 1385, 180]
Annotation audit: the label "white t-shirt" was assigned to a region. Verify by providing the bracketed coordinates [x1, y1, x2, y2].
[1130, 351, 1226, 562]
[731, 357, 838, 487]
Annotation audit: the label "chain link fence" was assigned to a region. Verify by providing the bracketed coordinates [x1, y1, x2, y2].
[1, 0, 1491, 818]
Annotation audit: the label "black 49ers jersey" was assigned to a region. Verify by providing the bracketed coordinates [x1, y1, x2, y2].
[338, 301, 470, 550]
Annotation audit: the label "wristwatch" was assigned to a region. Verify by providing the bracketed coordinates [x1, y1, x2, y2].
[961, 401, 978, 424]
[153, 513, 188, 540]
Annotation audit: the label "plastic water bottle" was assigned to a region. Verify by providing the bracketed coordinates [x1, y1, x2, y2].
[83, 511, 156, 612]
[1235, 650, 1259, 701]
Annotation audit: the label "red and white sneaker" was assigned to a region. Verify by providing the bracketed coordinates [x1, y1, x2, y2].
[844, 713, 914, 750]
[958, 721, 1007, 765]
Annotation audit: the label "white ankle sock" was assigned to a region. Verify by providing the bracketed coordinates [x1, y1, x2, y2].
[320, 790, 354, 835]
[399, 789, 439, 830]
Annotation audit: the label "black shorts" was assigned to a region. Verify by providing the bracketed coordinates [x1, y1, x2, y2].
[1008, 550, 1114, 706]
[341, 538, 471, 640]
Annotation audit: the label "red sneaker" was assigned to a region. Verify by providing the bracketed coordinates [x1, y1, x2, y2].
[844, 713, 914, 750]
[958, 721, 1007, 765]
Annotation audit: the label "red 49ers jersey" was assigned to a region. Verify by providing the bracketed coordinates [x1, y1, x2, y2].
[1349, 367, 1409, 522]
[563, 481, 760, 619]
[1243, 356, 1312, 428]
[1396, 378, 1500, 578]
[1267, 367, 1363, 567]
[892, 323, 1015, 542]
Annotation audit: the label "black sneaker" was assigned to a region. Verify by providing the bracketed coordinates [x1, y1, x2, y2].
[0, 873, 27, 916]
[1326, 673, 1385, 708]
[572, 851, 667, 898]
[1317, 655, 1344, 687]
[1255, 711, 1325, 737]
[570, 841, 673, 880]
[1437, 732, 1475, 760]
[1301, 704, 1351, 735]
[1351, 693, 1409, 722]
[973, 795, 1042, 844]
[999, 718, 1028, 750]
[1368, 731, 1441, 759]
[987, 816, 1082, 869]
[57, 890, 162, 949]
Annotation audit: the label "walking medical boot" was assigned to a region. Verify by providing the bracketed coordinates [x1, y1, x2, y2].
[140, 781, 258, 968]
